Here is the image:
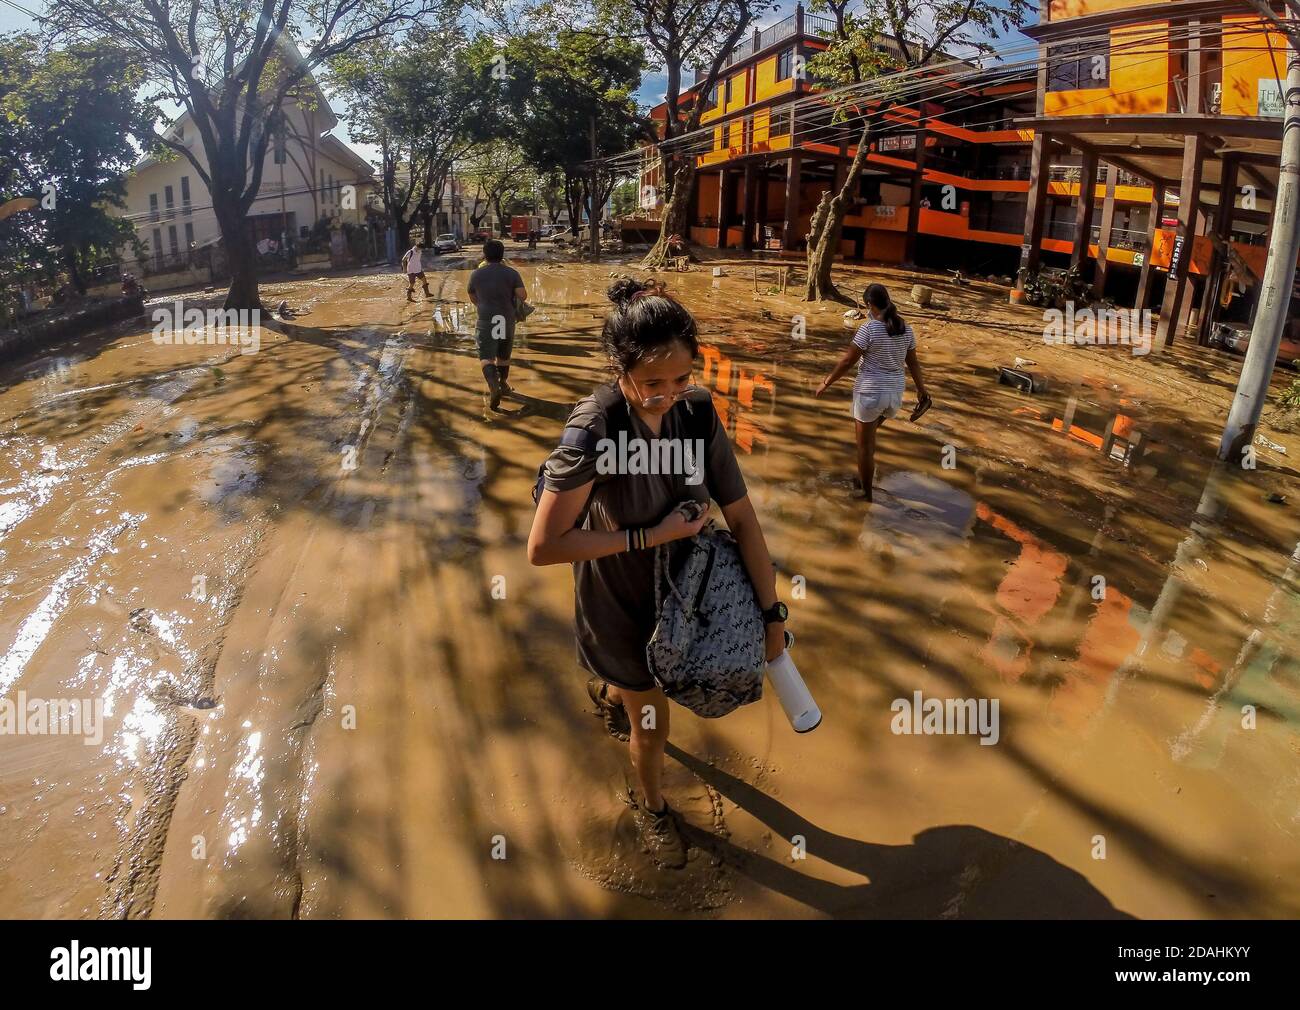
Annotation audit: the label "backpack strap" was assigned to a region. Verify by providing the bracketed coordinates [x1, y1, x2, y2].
[532, 382, 629, 517]
[676, 390, 716, 495]
[681, 389, 714, 444]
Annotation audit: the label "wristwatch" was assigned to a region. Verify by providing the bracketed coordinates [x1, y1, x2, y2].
[761, 601, 788, 625]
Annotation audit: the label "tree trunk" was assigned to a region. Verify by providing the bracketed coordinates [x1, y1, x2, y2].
[563, 170, 586, 244]
[396, 217, 413, 254]
[804, 121, 872, 303]
[643, 158, 695, 268]
[215, 198, 261, 312]
[62, 245, 86, 297]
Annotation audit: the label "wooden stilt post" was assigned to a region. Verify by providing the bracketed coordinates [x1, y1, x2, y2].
[1155, 134, 1209, 348]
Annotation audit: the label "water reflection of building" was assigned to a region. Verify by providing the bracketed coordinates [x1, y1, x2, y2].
[1009, 378, 1185, 474]
[699, 344, 773, 454]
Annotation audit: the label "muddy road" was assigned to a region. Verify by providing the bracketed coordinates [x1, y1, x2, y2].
[1, 254, 1298, 918]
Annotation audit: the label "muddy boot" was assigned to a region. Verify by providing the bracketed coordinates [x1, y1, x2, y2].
[586, 676, 630, 741]
[630, 793, 688, 869]
[482, 363, 502, 411]
[497, 363, 514, 396]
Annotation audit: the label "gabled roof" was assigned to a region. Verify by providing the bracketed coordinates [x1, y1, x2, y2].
[321, 133, 376, 179]
[133, 34, 341, 171]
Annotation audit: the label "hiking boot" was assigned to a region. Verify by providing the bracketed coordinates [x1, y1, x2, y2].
[586, 676, 630, 741]
[630, 794, 688, 869]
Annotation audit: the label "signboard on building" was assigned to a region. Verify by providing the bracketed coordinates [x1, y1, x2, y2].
[878, 133, 917, 153]
[1169, 234, 1185, 274]
[1260, 79, 1285, 118]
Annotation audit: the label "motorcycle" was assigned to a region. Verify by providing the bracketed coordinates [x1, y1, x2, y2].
[121, 272, 149, 301]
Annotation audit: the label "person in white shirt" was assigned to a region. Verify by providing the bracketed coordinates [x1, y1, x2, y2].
[814, 283, 931, 502]
[403, 241, 432, 300]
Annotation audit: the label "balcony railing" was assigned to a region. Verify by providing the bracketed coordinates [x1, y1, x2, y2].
[758, 14, 797, 50]
[725, 37, 755, 66]
[1048, 165, 1082, 182]
[1097, 166, 1147, 187]
[1044, 219, 1150, 252]
[1047, 164, 1150, 188]
[805, 12, 837, 37]
[994, 163, 1032, 181]
[1045, 219, 1076, 240]
[1099, 226, 1149, 252]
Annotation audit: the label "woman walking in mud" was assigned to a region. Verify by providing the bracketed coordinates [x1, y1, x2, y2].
[527, 279, 788, 868]
[815, 282, 931, 502]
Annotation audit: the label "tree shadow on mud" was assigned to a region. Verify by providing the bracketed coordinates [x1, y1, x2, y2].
[669, 744, 1131, 919]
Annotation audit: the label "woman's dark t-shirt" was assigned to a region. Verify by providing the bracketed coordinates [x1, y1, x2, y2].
[542, 386, 748, 691]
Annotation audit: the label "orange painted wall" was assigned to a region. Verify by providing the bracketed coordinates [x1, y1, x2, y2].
[1150, 230, 1269, 276]
[1221, 15, 1291, 117]
[1044, 23, 1169, 117]
[1049, 181, 1154, 204]
[1048, 0, 1151, 18]
[701, 54, 797, 160]
[754, 53, 796, 103]
[724, 68, 748, 115]
[696, 173, 720, 216]
[866, 230, 907, 262]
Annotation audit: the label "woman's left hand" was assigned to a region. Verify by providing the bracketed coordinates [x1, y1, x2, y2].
[764, 622, 787, 663]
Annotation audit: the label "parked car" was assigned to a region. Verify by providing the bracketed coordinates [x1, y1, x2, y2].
[433, 233, 461, 254]
[1213, 322, 1300, 367]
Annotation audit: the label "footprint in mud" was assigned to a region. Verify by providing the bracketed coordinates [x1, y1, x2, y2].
[567, 778, 735, 914]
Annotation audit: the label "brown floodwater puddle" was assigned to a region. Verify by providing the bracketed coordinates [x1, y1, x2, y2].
[1, 259, 1297, 919]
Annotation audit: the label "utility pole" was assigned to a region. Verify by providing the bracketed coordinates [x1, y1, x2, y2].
[590, 114, 601, 261]
[1218, 12, 1300, 460]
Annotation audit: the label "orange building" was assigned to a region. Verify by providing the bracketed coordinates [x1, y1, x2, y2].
[642, 4, 1047, 275]
[641, 2, 1295, 354]
[1018, 0, 1295, 349]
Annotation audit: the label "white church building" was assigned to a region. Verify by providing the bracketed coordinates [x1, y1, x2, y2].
[118, 47, 375, 278]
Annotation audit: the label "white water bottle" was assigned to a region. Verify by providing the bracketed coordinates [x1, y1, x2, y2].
[765, 645, 821, 733]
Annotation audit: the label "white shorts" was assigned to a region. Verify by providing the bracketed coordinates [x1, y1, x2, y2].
[852, 390, 902, 423]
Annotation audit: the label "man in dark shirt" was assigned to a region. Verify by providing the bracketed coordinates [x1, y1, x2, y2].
[467, 239, 527, 411]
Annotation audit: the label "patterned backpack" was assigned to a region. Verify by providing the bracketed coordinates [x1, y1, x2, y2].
[646, 522, 766, 718]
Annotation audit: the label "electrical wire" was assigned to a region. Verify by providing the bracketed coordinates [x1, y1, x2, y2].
[604, 18, 1274, 172]
[116, 178, 375, 225]
[596, 13, 1278, 174]
[0, 0, 41, 20]
[638, 42, 1275, 188]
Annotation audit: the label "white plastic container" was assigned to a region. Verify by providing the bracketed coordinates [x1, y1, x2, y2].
[765, 648, 821, 733]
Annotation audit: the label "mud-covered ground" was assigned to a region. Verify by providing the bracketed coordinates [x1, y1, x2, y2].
[1, 249, 1298, 919]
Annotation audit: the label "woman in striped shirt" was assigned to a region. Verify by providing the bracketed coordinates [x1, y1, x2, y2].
[815, 283, 931, 502]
